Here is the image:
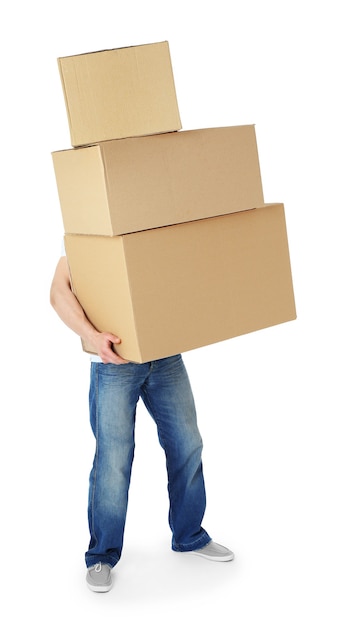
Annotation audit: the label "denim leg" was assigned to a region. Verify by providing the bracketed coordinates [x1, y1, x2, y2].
[85, 356, 211, 568]
[85, 362, 142, 568]
[141, 355, 211, 552]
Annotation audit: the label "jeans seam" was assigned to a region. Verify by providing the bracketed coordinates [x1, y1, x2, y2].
[90, 364, 99, 545]
[141, 386, 169, 450]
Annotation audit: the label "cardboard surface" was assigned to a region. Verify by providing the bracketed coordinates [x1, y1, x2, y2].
[52, 125, 264, 235]
[58, 41, 181, 147]
[64, 204, 296, 363]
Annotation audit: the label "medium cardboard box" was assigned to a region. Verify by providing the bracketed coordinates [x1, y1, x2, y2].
[58, 41, 181, 147]
[64, 204, 296, 363]
[52, 125, 264, 236]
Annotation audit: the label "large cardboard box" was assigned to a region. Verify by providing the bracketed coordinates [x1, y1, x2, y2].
[58, 41, 181, 147]
[52, 125, 264, 236]
[64, 204, 296, 363]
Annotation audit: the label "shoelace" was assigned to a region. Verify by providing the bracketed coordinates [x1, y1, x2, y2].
[95, 562, 102, 572]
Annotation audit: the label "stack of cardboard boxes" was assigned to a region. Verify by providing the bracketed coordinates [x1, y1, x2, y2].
[52, 41, 296, 363]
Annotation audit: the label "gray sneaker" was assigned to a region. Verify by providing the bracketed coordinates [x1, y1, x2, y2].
[190, 540, 234, 562]
[86, 562, 113, 592]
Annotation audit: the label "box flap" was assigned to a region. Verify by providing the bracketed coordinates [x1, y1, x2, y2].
[52, 146, 113, 235]
[64, 234, 141, 360]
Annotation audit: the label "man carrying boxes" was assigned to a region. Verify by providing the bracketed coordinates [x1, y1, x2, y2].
[50, 41, 295, 592]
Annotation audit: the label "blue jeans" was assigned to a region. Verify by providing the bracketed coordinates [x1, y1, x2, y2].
[85, 354, 211, 568]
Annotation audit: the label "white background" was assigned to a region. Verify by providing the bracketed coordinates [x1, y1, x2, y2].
[1, 0, 347, 623]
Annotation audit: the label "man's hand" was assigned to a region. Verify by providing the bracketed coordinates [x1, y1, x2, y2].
[94, 332, 129, 365]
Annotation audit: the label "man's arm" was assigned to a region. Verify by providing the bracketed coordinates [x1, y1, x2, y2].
[50, 256, 128, 364]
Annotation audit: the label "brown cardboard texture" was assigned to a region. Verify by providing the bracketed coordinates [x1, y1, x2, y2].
[64, 204, 296, 363]
[52, 125, 264, 236]
[58, 41, 181, 147]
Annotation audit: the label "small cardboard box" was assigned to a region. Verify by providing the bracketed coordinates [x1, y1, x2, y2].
[64, 204, 296, 363]
[58, 41, 181, 147]
[52, 125, 264, 236]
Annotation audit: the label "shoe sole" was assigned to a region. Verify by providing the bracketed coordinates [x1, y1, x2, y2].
[190, 551, 235, 562]
[87, 582, 113, 593]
